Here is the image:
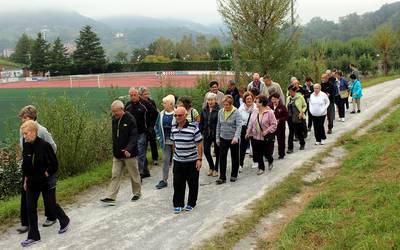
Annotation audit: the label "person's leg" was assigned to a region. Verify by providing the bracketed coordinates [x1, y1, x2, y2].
[148, 130, 159, 163]
[239, 128, 248, 167]
[42, 187, 69, 228]
[264, 141, 274, 164]
[161, 144, 173, 181]
[213, 139, 220, 172]
[20, 181, 29, 227]
[338, 98, 345, 118]
[345, 97, 349, 110]
[26, 188, 41, 240]
[308, 108, 313, 129]
[253, 139, 265, 170]
[124, 157, 142, 196]
[313, 116, 321, 142]
[357, 99, 361, 111]
[218, 138, 229, 181]
[327, 102, 335, 130]
[277, 124, 286, 158]
[287, 119, 294, 151]
[320, 115, 327, 140]
[186, 161, 199, 208]
[172, 161, 186, 208]
[352, 98, 357, 112]
[105, 157, 124, 200]
[230, 141, 240, 178]
[137, 133, 150, 176]
[203, 138, 215, 171]
[295, 123, 305, 147]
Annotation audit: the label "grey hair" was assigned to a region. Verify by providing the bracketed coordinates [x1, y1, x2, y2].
[128, 87, 137, 94]
[138, 86, 148, 95]
[206, 92, 217, 100]
[111, 100, 124, 109]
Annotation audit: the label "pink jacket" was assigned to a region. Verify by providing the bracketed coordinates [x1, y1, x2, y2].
[246, 108, 277, 140]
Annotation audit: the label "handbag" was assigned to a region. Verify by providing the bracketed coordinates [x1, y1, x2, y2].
[257, 113, 275, 143]
[339, 90, 349, 99]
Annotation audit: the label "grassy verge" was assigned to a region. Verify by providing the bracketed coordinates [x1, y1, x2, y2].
[363, 74, 400, 88]
[275, 104, 400, 249]
[197, 98, 400, 250]
[0, 161, 112, 224]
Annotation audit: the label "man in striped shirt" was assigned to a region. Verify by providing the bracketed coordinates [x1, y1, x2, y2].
[170, 106, 203, 214]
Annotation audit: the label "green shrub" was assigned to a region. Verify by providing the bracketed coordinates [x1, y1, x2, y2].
[0, 145, 21, 200]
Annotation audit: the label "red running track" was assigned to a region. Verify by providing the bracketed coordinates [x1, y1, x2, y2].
[0, 74, 234, 89]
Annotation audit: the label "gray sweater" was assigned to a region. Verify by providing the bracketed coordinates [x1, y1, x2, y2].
[216, 108, 242, 141]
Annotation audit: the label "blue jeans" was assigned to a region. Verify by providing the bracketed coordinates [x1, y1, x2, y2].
[137, 133, 150, 176]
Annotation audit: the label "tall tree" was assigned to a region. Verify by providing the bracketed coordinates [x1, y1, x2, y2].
[30, 32, 50, 75]
[11, 34, 32, 65]
[195, 35, 208, 56]
[217, 0, 299, 74]
[115, 51, 128, 63]
[48, 37, 70, 76]
[372, 24, 396, 75]
[176, 35, 195, 59]
[73, 25, 107, 74]
[148, 37, 175, 57]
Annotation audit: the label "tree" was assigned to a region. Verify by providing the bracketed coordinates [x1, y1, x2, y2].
[11, 34, 32, 65]
[208, 37, 223, 60]
[148, 37, 175, 57]
[176, 35, 195, 59]
[131, 48, 148, 63]
[195, 35, 208, 56]
[30, 32, 50, 75]
[115, 51, 128, 63]
[48, 37, 70, 76]
[372, 24, 396, 75]
[217, 0, 299, 74]
[73, 25, 107, 74]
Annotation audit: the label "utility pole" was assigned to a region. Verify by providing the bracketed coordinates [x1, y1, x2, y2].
[232, 32, 240, 83]
[291, 0, 295, 25]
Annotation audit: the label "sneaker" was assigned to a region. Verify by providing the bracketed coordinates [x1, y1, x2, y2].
[257, 169, 264, 175]
[155, 180, 168, 189]
[239, 166, 243, 173]
[58, 219, 70, 234]
[307, 127, 312, 132]
[299, 145, 305, 150]
[212, 170, 219, 177]
[320, 140, 326, 145]
[153, 160, 158, 166]
[246, 148, 250, 154]
[216, 179, 226, 185]
[357, 110, 361, 113]
[278, 156, 284, 160]
[207, 169, 213, 176]
[350, 111, 356, 114]
[251, 162, 259, 169]
[131, 194, 141, 201]
[17, 226, 29, 234]
[100, 198, 116, 205]
[287, 149, 293, 154]
[140, 173, 151, 179]
[173, 207, 183, 214]
[230, 177, 237, 182]
[184, 205, 194, 212]
[42, 219, 56, 227]
[315, 142, 321, 145]
[268, 162, 273, 171]
[21, 239, 40, 247]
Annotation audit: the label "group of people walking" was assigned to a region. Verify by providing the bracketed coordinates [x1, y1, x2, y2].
[15, 66, 363, 246]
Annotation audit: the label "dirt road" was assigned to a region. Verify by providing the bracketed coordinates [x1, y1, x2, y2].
[0, 78, 399, 250]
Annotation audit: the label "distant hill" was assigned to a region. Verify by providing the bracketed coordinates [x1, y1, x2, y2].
[301, 1, 400, 43]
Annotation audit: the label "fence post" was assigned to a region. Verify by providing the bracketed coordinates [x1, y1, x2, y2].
[69, 75, 72, 88]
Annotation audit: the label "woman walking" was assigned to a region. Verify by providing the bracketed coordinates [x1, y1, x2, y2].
[286, 85, 307, 153]
[246, 95, 277, 175]
[199, 92, 220, 177]
[154, 95, 176, 189]
[268, 93, 288, 159]
[177, 96, 200, 124]
[309, 84, 330, 145]
[216, 95, 242, 184]
[349, 74, 363, 114]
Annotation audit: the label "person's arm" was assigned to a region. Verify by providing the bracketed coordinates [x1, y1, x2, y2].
[233, 111, 242, 142]
[44, 142, 59, 176]
[324, 94, 330, 110]
[125, 116, 138, 157]
[280, 105, 289, 123]
[265, 112, 278, 135]
[40, 127, 57, 153]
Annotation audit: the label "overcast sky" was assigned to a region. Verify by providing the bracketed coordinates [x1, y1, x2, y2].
[0, 0, 398, 24]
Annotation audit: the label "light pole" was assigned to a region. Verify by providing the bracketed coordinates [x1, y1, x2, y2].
[232, 32, 240, 83]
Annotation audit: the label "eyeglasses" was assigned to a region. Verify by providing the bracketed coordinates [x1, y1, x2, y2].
[174, 114, 184, 117]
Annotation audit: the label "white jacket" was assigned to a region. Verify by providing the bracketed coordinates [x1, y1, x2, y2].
[309, 92, 330, 116]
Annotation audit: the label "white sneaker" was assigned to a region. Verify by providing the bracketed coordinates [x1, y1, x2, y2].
[320, 140, 326, 145]
[251, 162, 259, 169]
[239, 166, 243, 173]
[315, 142, 321, 145]
[342, 118, 345, 122]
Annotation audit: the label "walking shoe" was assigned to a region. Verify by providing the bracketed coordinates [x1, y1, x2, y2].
[21, 239, 40, 247]
[131, 194, 141, 201]
[42, 219, 56, 227]
[216, 179, 226, 185]
[239, 166, 243, 173]
[17, 226, 29, 234]
[268, 162, 273, 171]
[320, 140, 326, 145]
[230, 177, 237, 182]
[257, 169, 264, 175]
[58, 219, 70, 234]
[357, 110, 361, 113]
[307, 127, 312, 132]
[173, 207, 183, 214]
[315, 142, 321, 145]
[287, 149, 293, 154]
[153, 160, 158, 166]
[350, 111, 356, 114]
[299, 145, 305, 150]
[212, 170, 219, 177]
[100, 198, 116, 205]
[155, 180, 168, 189]
[184, 205, 194, 212]
[140, 173, 151, 179]
[207, 169, 213, 176]
[327, 129, 332, 134]
[251, 162, 259, 169]
[278, 156, 284, 160]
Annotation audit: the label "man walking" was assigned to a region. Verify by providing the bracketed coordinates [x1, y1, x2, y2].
[321, 72, 335, 134]
[170, 107, 203, 214]
[100, 100, 141, 205]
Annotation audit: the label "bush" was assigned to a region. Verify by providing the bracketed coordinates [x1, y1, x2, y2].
[0, 145, 21, 200]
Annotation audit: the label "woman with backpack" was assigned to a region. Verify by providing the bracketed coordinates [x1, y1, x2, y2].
[286, 85, 307, 153]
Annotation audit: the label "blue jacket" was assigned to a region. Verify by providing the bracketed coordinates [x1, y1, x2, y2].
[349, 79, 363, 99]
[155, 110, 176, 150]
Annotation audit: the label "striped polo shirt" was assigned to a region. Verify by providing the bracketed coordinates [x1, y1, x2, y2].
[170, 121, 202, 162]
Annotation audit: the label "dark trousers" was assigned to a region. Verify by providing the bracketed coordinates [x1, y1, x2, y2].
[20, 178, 55, 227]
[239, 126, 249, 167]
[26, 184, 69, 240]
[288, 119, 305, 150]
[147, 129, 159, 161]
[312, 115, 327, 142]
[252, 139, 274, 170]
[274, 124, 286, 158]
[307, 107, 313, 129]
[203, 137, 220, 171]
[219, 138, 239, 180]
[173, 160, 199, 208]
[344, 97, 349, 109]
[335, 96, 345, 118]
[327, 102, 335, 130]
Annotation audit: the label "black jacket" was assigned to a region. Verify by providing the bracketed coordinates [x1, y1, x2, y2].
[112, 112, 138, 158]
[125, 98, 158, 134]
[22, 137, 58, 186]
[301, 84, 314, 102]
[199, 104, 220, 140]
[321, 80, 335, 102]
[225, 88, 240, 108]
